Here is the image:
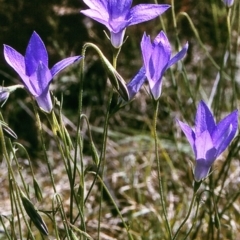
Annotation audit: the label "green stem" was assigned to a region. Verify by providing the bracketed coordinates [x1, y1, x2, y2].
[93, 171, 134, 240]
[172, 191, 197, 240]
[0, 125, 35, 239]
[183, 191, 202, 240]
[226, 7, 236, 110]
[72, 44, 89, 233]
[96, 46, 121, 239]
[33, 103, 56, 193]
[0, 216, 12, 240]
[96, 90, 113, 240]
[177, 12, 230, 81]
[152, 100, 172, 238]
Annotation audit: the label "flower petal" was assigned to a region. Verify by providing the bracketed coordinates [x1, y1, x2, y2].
[51, 56, 82, 77]
[223, 0, 234, 7]
[127, 66, 146, 99]
[153, 31, 171, 53]
[194, 131, 217, 181]
[212, 110, 238, 156]
[109, 19, 130, 33]
[195, 101, 216, 137]
[110, 28, 126, 48]
[177, 119, 195, 152]
[81, 0, 109, 28]
[108, 0, 132, 19]
[29, 62, 52, 96]
[25, 32, 48, 76]
[149, 77, 163, 100]
[167, 42, 188, 68]
[81, 9, 110, 29]
[194, 158, 213, 182]
[3, 45, 34, 91]
[195, 130, 215, 160]
[129, 4, 170, 26]
[3, 45, 26, 77]
[141, 33, 153, 77]
[150, 41, 170, 82]
[0, 89, 10, 106]
[35, 87, 52, 113]
[82, 0, 107, 11]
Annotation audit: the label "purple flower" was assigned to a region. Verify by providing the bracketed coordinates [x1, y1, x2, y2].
[0, 84, 24, 107]
[126, 66, 146, 99]
[3, 31, 81, 113]
[177, 101, 238, 182]
[141, 31, 188, 100]
[81, 0, 170, 48]
[0, 88, 9, 104]
[223, 0, 234, 7]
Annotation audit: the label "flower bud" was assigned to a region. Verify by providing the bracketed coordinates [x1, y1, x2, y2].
[20, 191, 48, 235]
[33, 178, 43, 202]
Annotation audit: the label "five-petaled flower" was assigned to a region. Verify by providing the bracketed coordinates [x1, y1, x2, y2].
[177, 101, 238, 182]
[127, 31, 188, 100]
[81, 0, 170, 48]
[3, 31, 81, 113]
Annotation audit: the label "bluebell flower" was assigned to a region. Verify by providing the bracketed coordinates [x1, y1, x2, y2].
[141, 31, 188, 100]
[0, 84, 24, 107]
[177, 101, 238, 182]
[223, 0, 234, 7]
[0, 87, 9, 104]
[81, 0, 170, 48]
[4, 31, 82, 113]
[126, 31, 188, 100]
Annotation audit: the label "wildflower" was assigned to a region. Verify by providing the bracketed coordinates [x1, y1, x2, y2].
[0, 84, 24, 107]
[223, 0, 234, 7]
[177, 101, 238, 182]
[4, 31, 81, 113]
[141, 31, 188, 100]
[0, 88, 9, 104]
[126, 66, 146, 99]
[81, 0, 170, 48]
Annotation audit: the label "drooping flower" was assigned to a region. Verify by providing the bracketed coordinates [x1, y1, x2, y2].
[3, 31, 81, 113]
[0, 88, 9, 104]
[141, 31, 188, 100]
[0, 84, 24, 107]
[177, 101, 238, 182]
[81, 0, 170, 48]
[223, 0, 234, 7]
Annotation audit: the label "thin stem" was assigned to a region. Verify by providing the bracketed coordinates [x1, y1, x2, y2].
[152, 100, 172, 238]
[33, 103, 56, 193]
[0, 216, 12, 240]
[92, 171, 134, 240]
[226, 7, 236, 110]
[74, 54, 85, 226]
[96, 46, 121, 239]
[0, 125, 35, 239]
[172, 191, 197, 240]
[183, 190, 203, 240]
[177, 12, 230, 81]
[97, 90, 113, 240]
